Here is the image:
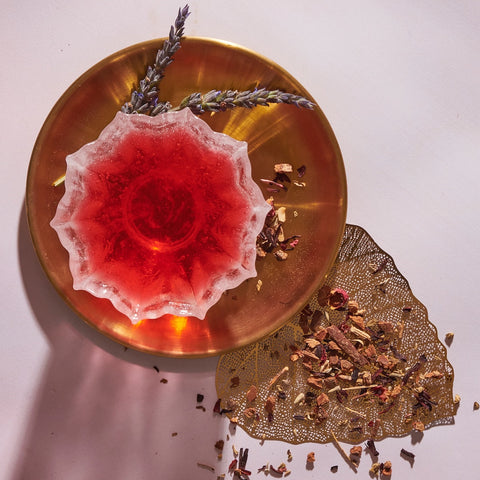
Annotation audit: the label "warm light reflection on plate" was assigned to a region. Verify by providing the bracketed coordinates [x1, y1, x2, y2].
[26, 37, 347, 357]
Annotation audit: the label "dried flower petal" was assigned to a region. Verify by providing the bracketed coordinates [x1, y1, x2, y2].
[274, 163, 293, 173]
[307, 376, 324, 389]
[328, 288, 349, 309]
[381, 460, 392, 477]
[317, 285, 331, 307]
[316, 393, 330, 406]
[265, 395, 276, 414]
[243, 407, 257, 419]
[369, 462, 381, 476]
[246, 385, 258, 403]
[412, 420, 425, 432]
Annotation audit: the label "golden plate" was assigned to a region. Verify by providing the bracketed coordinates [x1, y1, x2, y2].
[26, 37, 347, 357]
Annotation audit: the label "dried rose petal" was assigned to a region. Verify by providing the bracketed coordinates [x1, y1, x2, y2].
[328, 288, 349, 309]
[246, 385, 258, 403]
[51, 109, 270, 322]
[265, 395, 276, 414]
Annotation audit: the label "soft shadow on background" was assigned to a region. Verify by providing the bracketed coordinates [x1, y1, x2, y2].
[14, 203, 222, 480]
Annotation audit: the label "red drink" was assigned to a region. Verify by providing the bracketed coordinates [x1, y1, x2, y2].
[51, 109, 270, 322]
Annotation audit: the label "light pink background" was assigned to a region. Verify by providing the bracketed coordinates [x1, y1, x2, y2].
[2, 1, 479, 478]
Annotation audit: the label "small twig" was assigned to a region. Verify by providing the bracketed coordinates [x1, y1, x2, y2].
[268, 366, 289, 388]
[330, 430, 358, 472]
[327, 384, 380, 394]
[52, 174, 66, 187]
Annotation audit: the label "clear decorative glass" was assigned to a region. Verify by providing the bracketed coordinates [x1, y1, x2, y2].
[50, 108, 271, 323]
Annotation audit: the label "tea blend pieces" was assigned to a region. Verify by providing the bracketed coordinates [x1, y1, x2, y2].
[216, 225, 456, 447]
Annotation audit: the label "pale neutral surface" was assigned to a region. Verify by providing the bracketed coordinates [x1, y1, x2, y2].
[1, 1, 479, 479]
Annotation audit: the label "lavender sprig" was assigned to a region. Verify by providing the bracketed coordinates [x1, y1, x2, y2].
[169, 88, 315, 115]
[121, 4, 190, 115]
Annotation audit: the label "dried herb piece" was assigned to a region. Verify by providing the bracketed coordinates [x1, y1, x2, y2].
[402, 354, 427, 384]
[246, 385, 258, 403]
[366, 439, 379, 457]
[215, 440, 225, 452]
[213, 398, 222, 414]
[269, 366, 289, 388]
[243, 407, 257, 419]
[265, 396, 276, 414]
[153, 365, 159, 372]
[297, 165, 306, 177]
[326, 325, 368, 366]
[233, 448, 251, 479]
[160, 378, 168, 384]
[330, 430, 358, 472]
[328, 288, 349, 309]
[381, 460, 392, 477]
[400, 448, 415, 461]
[197, 393, 204, 403]
[270, 463, 288, 475]
[411, 420, 425, 432]
[197, 463, 215, 472]
[474, 401, 480, 410]
[306, 452, 315, 464]
[445, 332, 454, 346]
[330, 465, 338, 473]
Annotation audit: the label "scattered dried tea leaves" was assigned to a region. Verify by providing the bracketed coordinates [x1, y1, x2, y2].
[274, 163, 293, 173]
[197, 463, 215, 472]
[381, 460, 393, 477]
[265, 395, 276, 415]
[233, 448, 251, 479]
[366, 439, 379, 457]
[216, 227, 455, 447]
[400, 448, 415, 461]
[328, 288, 349, 309]
[306, 452, 315, 464]
[369, 462, 381, 477]
[445, 332, 454, 346]
[269, 366, 289, 388]
[246, 385, 258, 403]
[412, 420, 425, 432]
